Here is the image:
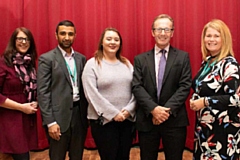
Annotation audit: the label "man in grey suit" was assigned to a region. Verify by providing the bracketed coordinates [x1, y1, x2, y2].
[132, 14, 192, 160]
[37, 20, 88, 160]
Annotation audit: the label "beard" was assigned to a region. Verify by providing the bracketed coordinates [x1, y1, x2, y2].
[59, 40, 73, 50]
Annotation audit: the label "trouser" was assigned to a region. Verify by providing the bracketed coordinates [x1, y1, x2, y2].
[139, 126, 187, 160]
[46, 103, 87, 160]
[90, 120, 134, 160]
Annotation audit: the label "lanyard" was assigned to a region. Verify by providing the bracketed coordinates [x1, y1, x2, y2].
[195, 59, 216, 93]
[65, 59, 77, 84]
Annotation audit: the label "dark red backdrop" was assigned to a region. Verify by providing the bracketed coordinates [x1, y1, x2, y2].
[0, 0, 239, 151]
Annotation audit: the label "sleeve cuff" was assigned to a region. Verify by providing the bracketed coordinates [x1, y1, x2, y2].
[47, 121, 57, 127]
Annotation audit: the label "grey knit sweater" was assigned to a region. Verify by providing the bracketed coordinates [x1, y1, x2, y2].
[82, 58, 136, 125]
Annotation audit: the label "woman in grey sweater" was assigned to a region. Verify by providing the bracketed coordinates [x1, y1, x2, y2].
[82, 28, 136, 160]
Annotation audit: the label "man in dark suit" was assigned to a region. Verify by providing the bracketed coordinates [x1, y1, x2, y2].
[37, 20, 88, 160]
[132, 14, 192, 160]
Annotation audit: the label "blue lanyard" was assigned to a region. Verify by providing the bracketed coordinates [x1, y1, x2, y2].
[65, 59, 77, 84]
[195, 59, 216, 93]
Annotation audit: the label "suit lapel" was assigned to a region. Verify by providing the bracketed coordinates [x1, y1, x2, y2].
[74, 53, 81, 86]
[146, 50, 157, 87]
[163, 46, 177, 84]
[54, 48, 72, 87]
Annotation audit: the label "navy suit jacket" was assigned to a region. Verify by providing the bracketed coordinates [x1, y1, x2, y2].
[132, 46, 192, 132]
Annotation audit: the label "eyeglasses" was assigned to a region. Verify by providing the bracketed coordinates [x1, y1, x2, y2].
[153, 28, 173, 33]
[16, 37, 30, 43]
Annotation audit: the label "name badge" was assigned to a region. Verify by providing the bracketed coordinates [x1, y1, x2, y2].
[73, 86, 79, 99]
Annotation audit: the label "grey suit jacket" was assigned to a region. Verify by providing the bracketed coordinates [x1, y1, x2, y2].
[37, 47, 88, 133]
[132, 46, 192, 131]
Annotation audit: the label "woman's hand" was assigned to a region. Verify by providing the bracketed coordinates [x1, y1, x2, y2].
[190, 97, 205, 111]
[113, 112, 125, 122]
[121, 109, 130, 119]
[21, 102, 38, 114]
[236, 86, 240, 96]
[30, 101, 38, 108]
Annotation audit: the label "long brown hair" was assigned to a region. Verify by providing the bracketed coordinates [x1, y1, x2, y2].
[2, 27, 37, 67]
[94, 27, 129, 67]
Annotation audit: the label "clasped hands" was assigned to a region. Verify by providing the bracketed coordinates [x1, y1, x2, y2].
[22, 101, 38, 114]
[151, 106, 170, 125]
[113, 109, 130, 122]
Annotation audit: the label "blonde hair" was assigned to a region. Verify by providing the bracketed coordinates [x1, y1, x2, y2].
[201, 19, 234, 61]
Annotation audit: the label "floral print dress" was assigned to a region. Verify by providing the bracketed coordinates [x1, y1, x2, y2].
[192, 56, 240, 160]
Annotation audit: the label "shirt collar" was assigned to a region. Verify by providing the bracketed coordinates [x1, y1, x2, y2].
[154, 44, 170, 55]
[58, 45, 75, 57]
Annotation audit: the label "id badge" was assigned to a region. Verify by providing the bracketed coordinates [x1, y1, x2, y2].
[73, 86, 79, 99]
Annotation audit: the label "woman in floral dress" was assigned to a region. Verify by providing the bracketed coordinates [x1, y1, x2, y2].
[190, 19, 240, 159]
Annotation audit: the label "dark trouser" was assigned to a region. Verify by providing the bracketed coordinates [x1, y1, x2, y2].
[138, 125, 186, 160]
[46, 104, 87, 160]
[11, 152, 29, 160]
[90, 120, 134, 160]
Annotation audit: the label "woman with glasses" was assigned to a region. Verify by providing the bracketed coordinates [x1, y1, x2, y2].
[190, 19, 240, 159]
[0, 27, 38, 160]
[82, 27, 136, 160]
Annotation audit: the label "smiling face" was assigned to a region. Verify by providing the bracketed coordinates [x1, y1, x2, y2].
[15, 31, 30, 54]
[204, 27, 222, 56]
[151, 18, 174, 49]
[55, 25, 76, 53]
[102, 30, 120, 56]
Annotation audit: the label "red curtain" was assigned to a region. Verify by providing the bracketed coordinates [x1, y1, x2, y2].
[0, 0, 240, 150]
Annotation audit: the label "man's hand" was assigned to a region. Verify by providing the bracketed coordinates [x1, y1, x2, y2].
[151, 106, 170, 124]
[152, 117, 160, 125]
[48, 124, 61, 141]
